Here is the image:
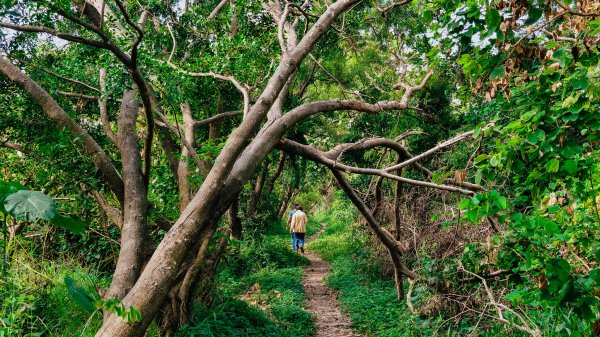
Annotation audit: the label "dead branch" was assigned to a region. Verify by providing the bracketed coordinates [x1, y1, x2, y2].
[459, 265, 541, 337]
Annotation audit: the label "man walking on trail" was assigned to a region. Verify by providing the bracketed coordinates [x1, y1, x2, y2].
[287, 203, 298, 251]
[290, 206, 308, 253]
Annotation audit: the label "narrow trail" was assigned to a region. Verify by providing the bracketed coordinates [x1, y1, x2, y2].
[303, 226, 357, 337]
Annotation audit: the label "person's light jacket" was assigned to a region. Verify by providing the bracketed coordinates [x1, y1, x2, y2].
[290, 210, 308, 233]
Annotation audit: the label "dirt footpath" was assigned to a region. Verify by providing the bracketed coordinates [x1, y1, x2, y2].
[303, 229, 357, 337]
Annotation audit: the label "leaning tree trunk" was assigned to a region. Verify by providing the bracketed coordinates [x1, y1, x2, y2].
[159, 225, 217, 332]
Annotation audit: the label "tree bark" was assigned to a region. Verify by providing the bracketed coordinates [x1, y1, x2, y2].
[105, 91, 149, 301]
[177, 102, 195, 211]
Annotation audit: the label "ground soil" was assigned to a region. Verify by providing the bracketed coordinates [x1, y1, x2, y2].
[303, 228, 357, 337]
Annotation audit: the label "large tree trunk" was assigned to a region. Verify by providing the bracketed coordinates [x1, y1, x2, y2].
[104, 91, 149, 301]
[160, 225, 217, 332]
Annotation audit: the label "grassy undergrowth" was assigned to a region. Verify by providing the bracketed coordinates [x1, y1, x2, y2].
[0, 250, 109, 336]
[177, 219, 319, 337]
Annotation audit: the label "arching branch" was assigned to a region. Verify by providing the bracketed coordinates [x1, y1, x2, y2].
[277, 138, 476, 195]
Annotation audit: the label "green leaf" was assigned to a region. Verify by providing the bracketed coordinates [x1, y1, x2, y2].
[474, 154, 488, 163]
[4, 190, 57, 222]
[50, 214, 86, 234]
[562, 94, 579, 108]
[546, 159, 560, 173]
[489, 155, 500, 167]
[65, 276, 96, 312]
[561, 143, 582, 158]
[423, 10, 433, 23]
[527, 130, 545, 144]
[525, 8, 543, 25]
[497, 196, 508, 210]
[564, 160, 579, 174]
[0, 181, 27, 214]
[485, 8, 501, 31]
[490, 66, 505, 80]
[572, 77, 589, 90]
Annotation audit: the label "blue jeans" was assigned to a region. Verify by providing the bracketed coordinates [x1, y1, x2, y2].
[291, 232, 298, 251]
[291, 232, 305, 251]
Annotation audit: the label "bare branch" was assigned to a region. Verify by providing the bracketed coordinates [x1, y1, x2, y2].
[165, 62, 250, 117]
[0, 22, 107, 49]
[56, 91, 101, 100]
[0, 140, 28, 154]
[166, 23, 177, 63]
[384, 124, 494, 173]
[378, 0, 411, 16]
[393, 70, 433, 108]
[193, 110, 242, 128]
[278, 138, 476, 195]
[278, 4, 291, 53]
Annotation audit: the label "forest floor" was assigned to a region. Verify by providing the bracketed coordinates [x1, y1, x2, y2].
[303, 226, 357, 337]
